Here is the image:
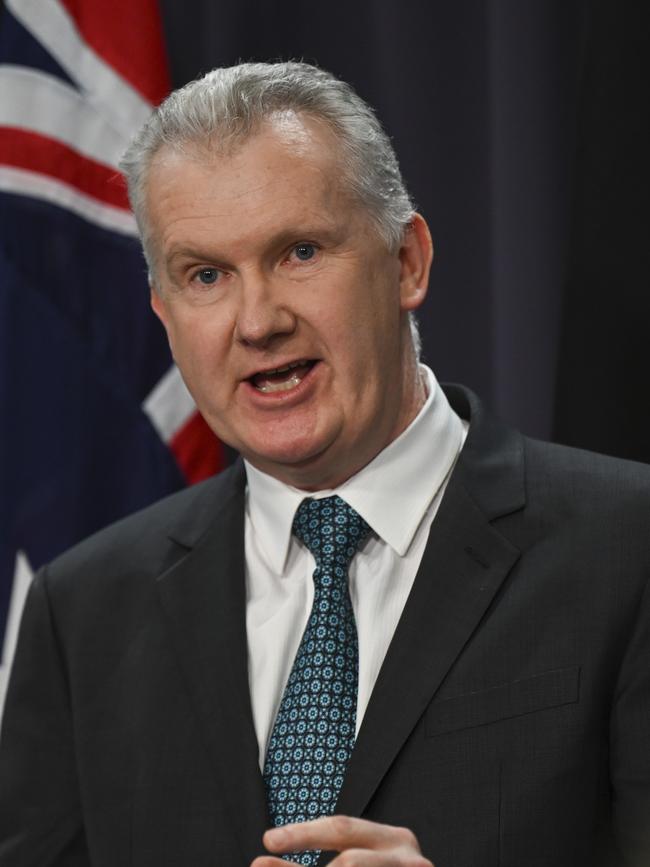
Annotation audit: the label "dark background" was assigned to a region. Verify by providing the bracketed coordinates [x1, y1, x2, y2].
[159, 0, 649, 460]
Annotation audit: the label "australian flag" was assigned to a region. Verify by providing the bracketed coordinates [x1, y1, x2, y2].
[0, 0, 222, 709]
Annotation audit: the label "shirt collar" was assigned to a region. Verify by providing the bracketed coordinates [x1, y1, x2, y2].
[245, 365, 466, 573]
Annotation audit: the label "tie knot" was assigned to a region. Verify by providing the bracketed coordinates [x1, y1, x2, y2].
[292, 495, 371, 567]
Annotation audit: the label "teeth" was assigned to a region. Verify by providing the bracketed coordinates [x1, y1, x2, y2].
[265, 360, 305, 376]
[251, 359, 312, 394]
[256, 374, 302, 393]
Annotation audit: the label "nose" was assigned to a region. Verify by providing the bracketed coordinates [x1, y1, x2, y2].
[234, 271, 296, 347]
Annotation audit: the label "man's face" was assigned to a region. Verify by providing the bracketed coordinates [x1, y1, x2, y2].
[148, 114, 431, 489]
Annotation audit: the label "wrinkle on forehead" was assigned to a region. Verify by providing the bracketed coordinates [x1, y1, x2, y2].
[152, 156, 339, 221]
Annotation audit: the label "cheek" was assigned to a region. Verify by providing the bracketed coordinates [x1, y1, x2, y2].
[168, 310, 228, 359]
[345, 270, 401, 334]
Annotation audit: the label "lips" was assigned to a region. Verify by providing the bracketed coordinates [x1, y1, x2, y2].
[249, 359, 316, 393]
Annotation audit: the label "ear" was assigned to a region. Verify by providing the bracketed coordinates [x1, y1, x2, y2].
[150, 286, 169, 329]
[398, 213, 433, 312]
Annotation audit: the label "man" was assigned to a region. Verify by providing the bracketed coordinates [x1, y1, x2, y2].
[0, 61, 649, 867]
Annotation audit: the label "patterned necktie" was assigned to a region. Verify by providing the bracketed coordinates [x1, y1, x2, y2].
[263, 495, 371, 865]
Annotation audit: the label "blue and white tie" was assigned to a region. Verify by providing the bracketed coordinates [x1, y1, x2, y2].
[263, 495, 371, 865]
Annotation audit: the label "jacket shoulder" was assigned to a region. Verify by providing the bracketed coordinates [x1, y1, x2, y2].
[45, 461, 245, 588]
[523, 435, 650, 503]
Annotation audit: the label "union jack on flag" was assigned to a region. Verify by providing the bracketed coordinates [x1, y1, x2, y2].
[0, 0, 223, 712]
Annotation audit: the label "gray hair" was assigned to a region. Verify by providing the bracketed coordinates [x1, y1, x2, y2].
[120, 60, 422, 356]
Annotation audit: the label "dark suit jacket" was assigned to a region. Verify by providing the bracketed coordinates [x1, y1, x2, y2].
[1, 386, 650, 867]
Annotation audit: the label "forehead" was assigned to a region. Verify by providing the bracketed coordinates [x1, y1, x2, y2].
[145, 115, 355, 258]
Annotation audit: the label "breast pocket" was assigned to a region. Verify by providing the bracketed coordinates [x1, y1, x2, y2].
[425, 665, 581, 737]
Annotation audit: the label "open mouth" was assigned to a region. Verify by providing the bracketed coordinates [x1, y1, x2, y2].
[249, 359, 317, 394]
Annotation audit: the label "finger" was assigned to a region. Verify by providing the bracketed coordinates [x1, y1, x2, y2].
[263, 815, 422, 855]
[329, 852, 435, 867]
[329, 851, 435, 866]
[251, 857, 300, 867]
[251, 850, 434, 867]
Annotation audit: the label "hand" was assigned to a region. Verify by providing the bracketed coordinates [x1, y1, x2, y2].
[251, 815, 434, 865]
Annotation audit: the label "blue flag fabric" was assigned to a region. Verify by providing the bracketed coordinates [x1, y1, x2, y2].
[0, 0, 186, 657]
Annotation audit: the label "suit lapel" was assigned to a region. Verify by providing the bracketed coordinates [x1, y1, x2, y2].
[155, 462, 269, 864]
[151, 386, 527, 848]
[336, 385, 526, 818]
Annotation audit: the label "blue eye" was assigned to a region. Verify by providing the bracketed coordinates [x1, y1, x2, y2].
[294, 244, 316, 261]
[197, 268, 219, 284]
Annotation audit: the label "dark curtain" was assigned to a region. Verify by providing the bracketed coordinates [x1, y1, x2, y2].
[554, 1, 650, 462]
[159, 0, 648, 458]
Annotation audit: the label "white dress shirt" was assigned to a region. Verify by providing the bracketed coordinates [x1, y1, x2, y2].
[244, 365, 468, 769]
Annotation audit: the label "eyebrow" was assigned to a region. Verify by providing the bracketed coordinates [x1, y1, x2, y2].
[165, 223, 345, 269]
[166, 247, 226, 269]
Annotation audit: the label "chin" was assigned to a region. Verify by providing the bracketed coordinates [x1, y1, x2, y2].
[238, 414, 337, 464]
[242, 433, 335, 477]
[251, 441, 324, 468]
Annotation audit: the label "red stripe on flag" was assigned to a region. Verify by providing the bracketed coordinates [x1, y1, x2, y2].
[170, 411, 224, 484]
[0, 127, 131, 210]
[59, 0, 170, 106]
